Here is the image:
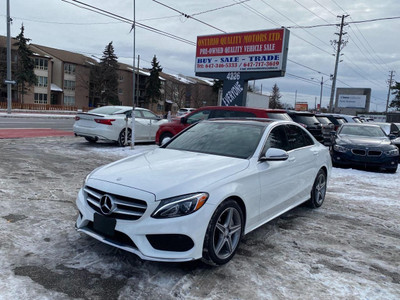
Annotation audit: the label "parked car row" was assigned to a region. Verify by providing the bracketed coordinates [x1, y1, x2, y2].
[72, 106, 400, 155]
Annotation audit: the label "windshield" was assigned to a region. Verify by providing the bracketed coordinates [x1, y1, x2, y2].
[339, 125, 386, 137]
[268, 113, 292, 120]
[165, 122, 264, 159]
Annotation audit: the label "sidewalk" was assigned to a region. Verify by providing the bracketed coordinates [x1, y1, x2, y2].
[0, 109, 76, 119]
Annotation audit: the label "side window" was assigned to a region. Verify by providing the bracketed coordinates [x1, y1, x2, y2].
[187, 110, 211, 124]
[263, 125, 289, 153]
[210, 110, 255, 118]
[231, 111, 256, 118]
[286, 125, 313, 150]
[141, 110, 158, 119]
[133, 110, 142, 118]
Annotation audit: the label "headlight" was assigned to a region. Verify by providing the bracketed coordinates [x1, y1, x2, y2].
[384, 148, 399, 157]
[333, 144, 348, 153]
[152, 193, 209, 218]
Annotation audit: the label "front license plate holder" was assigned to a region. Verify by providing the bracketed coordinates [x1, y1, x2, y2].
[93, 213, 116, 237]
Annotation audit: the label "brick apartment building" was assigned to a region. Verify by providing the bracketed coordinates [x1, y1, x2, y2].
[0, 35, 218, 114]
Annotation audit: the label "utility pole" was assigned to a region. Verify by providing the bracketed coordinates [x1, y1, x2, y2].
[319, 76, 323, 111]
[385, 70, 395, 114]
[6, 0, 13, 114]
[329, 15, 348, 113]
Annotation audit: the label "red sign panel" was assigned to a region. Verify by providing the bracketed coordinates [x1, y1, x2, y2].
[195, 28, 287, 73]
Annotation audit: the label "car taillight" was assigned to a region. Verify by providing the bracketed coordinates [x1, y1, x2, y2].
[75, 116, 80, 121]
[298, 122, 307, 128]
[94, 119, 115, 125]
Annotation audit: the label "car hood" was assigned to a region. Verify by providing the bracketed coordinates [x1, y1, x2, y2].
[88, 148, 249, 200]
[337, 134, 391, 147]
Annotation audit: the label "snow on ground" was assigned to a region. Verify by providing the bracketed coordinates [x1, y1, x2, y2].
[0, 136, 399, 300]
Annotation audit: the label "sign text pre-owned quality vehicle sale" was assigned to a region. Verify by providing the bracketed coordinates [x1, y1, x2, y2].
[195, 29, 285, 73]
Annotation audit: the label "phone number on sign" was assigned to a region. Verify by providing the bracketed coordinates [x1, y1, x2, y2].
[197, 62, 238, 69]
[243, 61, 279, 68]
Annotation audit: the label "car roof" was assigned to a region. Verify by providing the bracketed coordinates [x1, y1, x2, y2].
[205, 118, 294, 127]
[287, 110, 315, 116]
[197, 106, 288, 113]
[341, 123, 381, 128]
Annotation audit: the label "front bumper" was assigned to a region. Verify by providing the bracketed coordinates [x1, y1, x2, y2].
[75, 184, 215, 262]
[331, 149, 399, 169]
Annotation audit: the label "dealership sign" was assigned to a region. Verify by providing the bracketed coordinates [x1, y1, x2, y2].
[195, 28, 288, 73]
[338, 94, 366, 108]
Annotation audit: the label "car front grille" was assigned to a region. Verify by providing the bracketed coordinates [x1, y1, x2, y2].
[84, 185, 147, 220]
[351, 149, 382, 157]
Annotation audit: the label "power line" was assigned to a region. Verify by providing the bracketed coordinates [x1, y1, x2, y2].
[260, 0, 332, 49]
[191, 0, 251, 17]
[292, 0, 331, 24]
[287, 16, 400, 28]
[152, 0, 226, 33]
[62, 0, 196, 46]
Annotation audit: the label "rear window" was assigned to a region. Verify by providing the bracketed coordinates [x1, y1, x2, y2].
[336, 118, 346, 124]
[316, 116, 332, 124]
[89, 106, 128, 115]
[267, 113, 291, 120]
[291, 114, 319, 126]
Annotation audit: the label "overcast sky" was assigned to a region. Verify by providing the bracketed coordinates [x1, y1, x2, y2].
[2, 0, 400, 111]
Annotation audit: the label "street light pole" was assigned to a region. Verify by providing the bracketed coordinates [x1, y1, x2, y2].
[130, 0, 136, 149]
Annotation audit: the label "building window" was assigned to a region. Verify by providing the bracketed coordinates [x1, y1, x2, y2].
[64, 63, 76, 75]
[119, 74, 124, 81]
[118, 88, 123, 94]
[34, 58, 48, 70]
[64, 80, 75, 90]
[36, 76, 48, 87]
[64, 96, 75, 106]
[34, 93, 48, 104]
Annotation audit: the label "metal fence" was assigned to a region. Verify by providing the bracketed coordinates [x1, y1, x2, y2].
[0, 102, 90, 112]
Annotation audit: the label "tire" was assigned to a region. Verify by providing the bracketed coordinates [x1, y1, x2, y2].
[386, 166, 397, 174]
[159, 132, 173, 145]
[84, 137, 97, 143]
[307, 169, 327, 208]
[118, 128, 131, 147]
[202, 199, 244, 266]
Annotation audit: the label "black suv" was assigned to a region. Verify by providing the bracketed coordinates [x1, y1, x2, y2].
[287, 111, 324, 143]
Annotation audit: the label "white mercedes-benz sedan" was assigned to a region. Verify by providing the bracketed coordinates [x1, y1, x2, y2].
[75, 119, 332, 265]
[73, 106, 168, 146]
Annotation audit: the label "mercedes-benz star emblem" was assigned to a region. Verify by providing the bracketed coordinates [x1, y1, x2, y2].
[99, 194, 116, 215]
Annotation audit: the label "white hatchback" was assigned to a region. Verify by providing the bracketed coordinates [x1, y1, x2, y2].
[75, 119, 332, 265]
[73, 106, 168, 146]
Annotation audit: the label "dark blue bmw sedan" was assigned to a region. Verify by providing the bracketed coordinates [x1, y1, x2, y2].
[331, 123, 399, 173]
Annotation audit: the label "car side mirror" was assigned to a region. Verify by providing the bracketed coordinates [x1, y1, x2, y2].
[161, 137, 171, 145]
[259, 148, 289, 162]
[181, 117, 187, 124]
[388, 133, 396, 140]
